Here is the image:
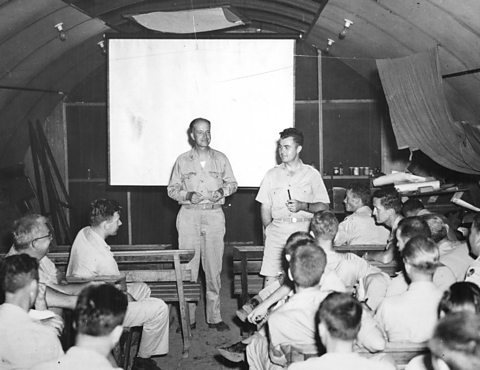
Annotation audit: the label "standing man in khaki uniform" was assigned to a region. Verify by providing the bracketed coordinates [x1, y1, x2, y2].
[256, 128, 330, 286]
[168, 118, 237, 331]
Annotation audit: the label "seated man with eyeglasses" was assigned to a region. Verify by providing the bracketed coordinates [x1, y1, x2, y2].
[7, 214, 91, 316]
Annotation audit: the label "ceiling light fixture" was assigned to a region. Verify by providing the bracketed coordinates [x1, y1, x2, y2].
[325, 38, 335, 54]
[338, 19, 353, 40]
[54, 23, 67, 41]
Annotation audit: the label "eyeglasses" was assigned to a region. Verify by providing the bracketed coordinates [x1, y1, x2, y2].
[31, 231, 53, 245]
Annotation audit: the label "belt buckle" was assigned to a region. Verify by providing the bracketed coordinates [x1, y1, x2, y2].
[291, 217, 298, 223]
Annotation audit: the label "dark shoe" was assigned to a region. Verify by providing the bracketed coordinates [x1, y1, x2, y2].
[217, 341, 247, 363]
[132, 357, 162, 370]
[208, 321, 230, 332]
[175, 322, 196, 334]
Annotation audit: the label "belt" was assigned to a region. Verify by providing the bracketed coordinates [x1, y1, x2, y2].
[274, 217, 312, 223]
[183, 204, 222, 210]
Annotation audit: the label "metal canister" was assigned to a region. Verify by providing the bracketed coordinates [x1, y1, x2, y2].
[333, 167, 339, 175]
[353, 167, 359, 176]
[363, 166, 370, 176]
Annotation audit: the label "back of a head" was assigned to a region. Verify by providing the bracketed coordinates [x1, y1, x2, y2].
[290, 241, 326, 288]
[279, 127, 304, 146]
[74, 284, 128, 337]
[317, 292, 362, 341]
[429, 312, 480, 370]
[310, 211, 339, 241]
[438, 282, 480, 317]
[12, 214, 48, 251]
[402, 198, 425, 217]
[89, 199, 122, 227]
[372, 188, 402, 214]
[398, 216, 432, 240]
[347, 183, 371, 207]
[284, 231, 315, 258]
[402, 235, 439, 275]
[472, 213, 480, 233]
[423, 213, 449, 243]
[0, 254, 38, 298]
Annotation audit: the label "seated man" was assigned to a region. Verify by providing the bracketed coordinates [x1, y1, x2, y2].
[33, 283, 128, 370]
[0, 254, 63, 368]
[311, 210, 388, 293]
[9, 214, 90, 312]
[334, 183, 389, 247]
[428, 312, 480, 370]
[466, 212, 480, 285]
[423, 213, 473, 291]
[401, 198, 429, 218]
[246, 241, 331, 369]
[364, 188, 403, 264]
[289, 292, 395, 370]
[375, 236, 443, 343]
[67, 199, 169, 370]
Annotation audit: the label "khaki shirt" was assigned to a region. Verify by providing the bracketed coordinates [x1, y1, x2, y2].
[167, 148, 237, 205]
[256, 161, 329, 220]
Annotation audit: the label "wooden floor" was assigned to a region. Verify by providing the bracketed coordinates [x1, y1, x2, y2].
[158, 245, 248, 370]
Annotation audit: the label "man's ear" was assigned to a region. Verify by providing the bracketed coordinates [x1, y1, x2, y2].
[296, 145, 303, 155]
[318, 322, 328, 342]
[110, 325, 124, 346]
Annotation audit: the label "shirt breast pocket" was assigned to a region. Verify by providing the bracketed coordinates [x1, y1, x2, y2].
[209, 171, 223, 187]
[181, 172, 197, 187]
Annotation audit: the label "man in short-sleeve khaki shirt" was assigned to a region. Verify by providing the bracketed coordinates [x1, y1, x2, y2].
[256, 128, 329, 286]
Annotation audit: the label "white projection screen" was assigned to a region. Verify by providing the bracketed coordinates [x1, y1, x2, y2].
[108, 38, 295, 186]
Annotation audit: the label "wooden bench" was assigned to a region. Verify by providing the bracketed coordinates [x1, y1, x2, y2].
[5, 245, 201, 358]
[232, 244, 399, 306]
[357, 341, 429, 369]
[232, 245, 264, 305]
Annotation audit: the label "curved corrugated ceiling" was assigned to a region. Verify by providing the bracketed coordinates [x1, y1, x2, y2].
[0, 0, 478, 165]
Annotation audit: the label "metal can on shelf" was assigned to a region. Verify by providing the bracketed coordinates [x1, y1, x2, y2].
[353, 167, 359, 176]
[333, 167, 339, 175]
[363, 166, 370, 176]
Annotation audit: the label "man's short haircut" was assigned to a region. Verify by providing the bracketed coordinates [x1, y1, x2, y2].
[89, 199, 122, 227]
[284, 231, 315, 257]
[12, 214, 49, 251]
[289, 241, 326, 288]
[429, 312, 480, 370]
[423, 213, 449, 243]
[0, 254, 39, 294]
[74, 284, 128, 337]
[188, 117, 210, 132]
[310, 211, 339, 241]
[472, 213, 480, 232]
[317, 292, 363, 341]
[397, 216, 431, 240]
[279, 127, 304, 146]
[402, 198, 425, 217]
[372, 188, 402, 214]
[347, 183, 371, 207]
[438, 282, 480, 317]
[402, 235, 439, 274]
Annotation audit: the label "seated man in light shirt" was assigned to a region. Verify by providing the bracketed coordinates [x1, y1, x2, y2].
[0, 254, 63, 369]
[465, 212, 480, 286]
[67, 199, 168, 370]
[33, 283, 128, 370]
[288, 292, 395, 370]
[334, 183, 390, 247]
[8, 214, 91, 313]
[375, 236, 443, 343]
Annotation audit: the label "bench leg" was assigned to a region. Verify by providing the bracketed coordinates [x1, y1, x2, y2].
[174, 255, 191, 358]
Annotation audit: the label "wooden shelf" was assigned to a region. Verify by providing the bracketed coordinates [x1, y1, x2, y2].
[323, 175, 370, 180]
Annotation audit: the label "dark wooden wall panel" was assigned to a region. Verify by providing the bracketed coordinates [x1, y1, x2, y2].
[295, 102, 320, 170]
[130, 188, 178, 245]
[322, 102, 382, 175]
